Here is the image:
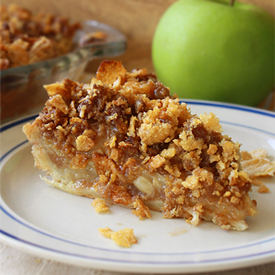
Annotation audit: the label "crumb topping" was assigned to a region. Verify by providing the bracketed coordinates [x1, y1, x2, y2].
[23, 60, 262, 231]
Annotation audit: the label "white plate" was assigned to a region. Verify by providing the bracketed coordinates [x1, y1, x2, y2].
[0, 100, 275, 274]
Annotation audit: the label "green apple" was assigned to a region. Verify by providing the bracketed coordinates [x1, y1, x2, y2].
[152, 0, 274, 106]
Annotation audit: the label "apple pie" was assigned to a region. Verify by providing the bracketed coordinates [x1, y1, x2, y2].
[23, 60, 258, 231]
[0, 4, 81, 70]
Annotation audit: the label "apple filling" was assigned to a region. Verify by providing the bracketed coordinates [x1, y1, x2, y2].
[23, 60, 257, 230]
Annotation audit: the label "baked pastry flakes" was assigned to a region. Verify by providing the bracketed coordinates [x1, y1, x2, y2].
[23, 60, 258, 231]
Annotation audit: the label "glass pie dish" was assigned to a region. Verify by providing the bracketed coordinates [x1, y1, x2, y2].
[0, 20, 127, 124]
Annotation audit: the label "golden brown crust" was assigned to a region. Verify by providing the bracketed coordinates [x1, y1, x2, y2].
[23, 60, 259, 231]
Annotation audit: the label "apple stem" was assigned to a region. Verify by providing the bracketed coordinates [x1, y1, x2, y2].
[230, 0, 235, 6]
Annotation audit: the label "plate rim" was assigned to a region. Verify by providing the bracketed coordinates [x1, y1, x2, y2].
[1, 99, 275, 274]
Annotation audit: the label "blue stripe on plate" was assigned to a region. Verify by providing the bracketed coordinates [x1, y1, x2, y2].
[220, 121, 275, 136]
[182, 100, 275, 118]
[1, 202, 275, 256]
[0, 140, 28, 162]
[0, 114, 37, 133]
[0, 228, 274, 264]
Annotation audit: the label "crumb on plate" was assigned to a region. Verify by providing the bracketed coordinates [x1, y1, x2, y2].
[241, 149, 275, 179]
[91, 198, 109, 213]
[99, 227, 137, 248]
[257, 185, 270, 194]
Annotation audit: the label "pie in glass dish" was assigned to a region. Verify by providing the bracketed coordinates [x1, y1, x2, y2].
[23, 60, 257, 231]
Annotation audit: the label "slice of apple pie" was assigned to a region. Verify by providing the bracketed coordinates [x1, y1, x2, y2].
[23, 60, 257, 231]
